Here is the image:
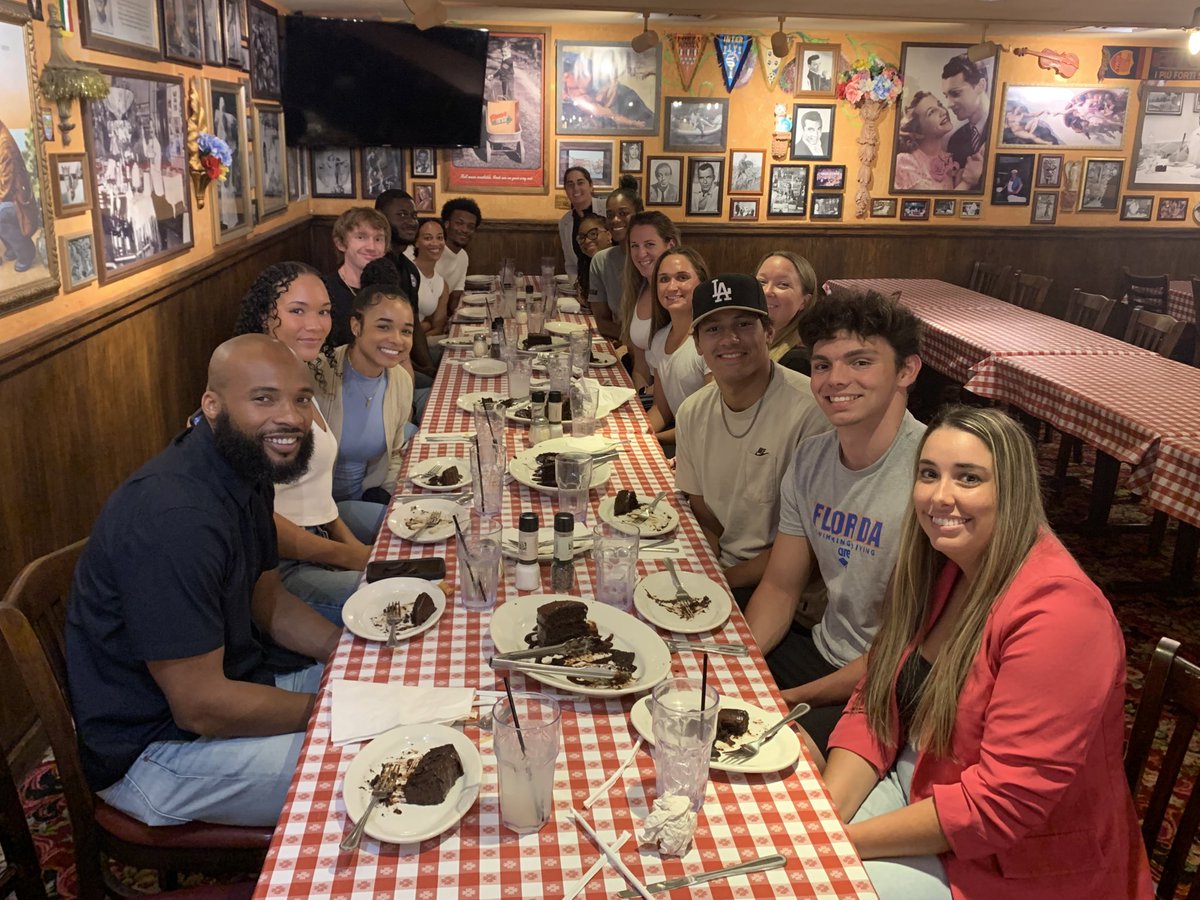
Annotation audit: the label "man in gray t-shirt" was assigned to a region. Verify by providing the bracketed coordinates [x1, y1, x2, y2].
[745, 289, 923, 754]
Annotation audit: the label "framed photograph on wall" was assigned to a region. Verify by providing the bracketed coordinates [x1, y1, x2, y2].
[410, 148, 437, 178]
[794, 43, 838, 97]
[50, 152, 91, 218]
[446, 30, 547, 195]
[209, 79, 252, 242]
[729, 149, 764, 194]
[1079, 157, 1124, 210]
[161, 0, 203, 65]
[664, 96, 728, 152]
[1031, 191, 1058, 224]
[767, 164, 808, 216]
[413, 182, 435, 212]
[645, 155, 682, 205]
[84, 68, 192, 284]
[1035, 153, 1063, 188]
[58, 232, 97, 292]
[900, 198, 931, 220]
[890, 43, 998, 195]
[998, 85, 1130, 150]
[556, 139, 613, 188]
[810, 193, 843, 220]
[1119, 195, 1154, 221]
[934, 198, 956, 216]
[1128, 88, 1200, 191]
[791, 104, 834, 161]
[361, 147, 404, 197]
[556, 40, 661, 135]
[253, 104, 286, 218]
[286, 146, 302, 202]
[0, 14, 58, 313]
[870, 198, 897, 217]
[730, 198, 759, 221]
[311, 146, 356, 198]
[1157, 196, 1189, 221]
[960, 199, 982, 218]
[247, 0, 280, 101]
[990, 153, 1034, 205]
[812, 164, 846, 190]
[686, 156, 723, 216]
[199, 0, 222, 64]
[1144, 90, 1183, 116]
[79, 0, 162, 60]
[223, 0, 246, 68]
[619, 140, 643, 173]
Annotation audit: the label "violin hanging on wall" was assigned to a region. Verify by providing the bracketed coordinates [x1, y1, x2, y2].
[1013, 47, 1080, 79]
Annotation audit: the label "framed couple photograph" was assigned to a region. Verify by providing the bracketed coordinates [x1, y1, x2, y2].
[686, 156, 723, 216]
[557, 40, 661, 135]
[664, 96, 728, 152]
[890, 42, 999, 195]
[998, 84, 1130, 150]
[209, 79, 253, 242]
[767, 164, 808, 217]
[791, 104, 834, 161]
[646, 155, 682, 205]
[730, 198, 759, 221]
[50, 152, 91, 218]
[556, 139, 613, 189]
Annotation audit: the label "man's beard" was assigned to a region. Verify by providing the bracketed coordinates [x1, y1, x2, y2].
[212, 410, 314, 485]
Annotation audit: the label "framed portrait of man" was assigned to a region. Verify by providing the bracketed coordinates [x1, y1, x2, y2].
[1031, 191, 1059, 224]
[990, 153, 1034, 205]
[686, 156, 723, 216]
[411, 148, 437, 178]
[791, 104, 834, 161]
[795, 43, 838, 98]
[645, 156, 682, 206]
[890, 43, 998, 195]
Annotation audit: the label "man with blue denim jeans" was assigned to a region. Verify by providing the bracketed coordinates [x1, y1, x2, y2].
[66, 335, 342, 827]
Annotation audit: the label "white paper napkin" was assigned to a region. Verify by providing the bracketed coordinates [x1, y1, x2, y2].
[556, 297, 582, 314]
[583, 377, 636, 419]
[330, 680, 476, 745]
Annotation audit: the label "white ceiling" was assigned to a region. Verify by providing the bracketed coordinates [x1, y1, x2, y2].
[288, 0, 1193, 40]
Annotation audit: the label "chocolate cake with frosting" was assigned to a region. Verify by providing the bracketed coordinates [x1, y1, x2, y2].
[536, 599, 590, 646]
[714, 709, 749, 745]
[613, 490, 641, 517]
[410, 592, 436, 626]
[403, 744, 464, 805]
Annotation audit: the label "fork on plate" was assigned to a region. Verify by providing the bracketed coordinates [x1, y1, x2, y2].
[409, 511, 443, 539]
[664, 559, 694, 606]
[384, 605, 403, 649]
[712, 703, 811, 764]
[625, 489, 668, 523]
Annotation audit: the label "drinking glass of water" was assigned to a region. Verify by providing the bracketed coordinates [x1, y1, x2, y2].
[554, 451, 592, 523]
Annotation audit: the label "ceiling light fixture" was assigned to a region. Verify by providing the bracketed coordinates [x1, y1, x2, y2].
[1187, 6, 1200, 54]
[770, 17, 790, 59]
[631, 13, 659, 53]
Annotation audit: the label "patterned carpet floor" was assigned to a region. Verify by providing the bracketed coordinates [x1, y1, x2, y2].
[6, 434, 1200, 898]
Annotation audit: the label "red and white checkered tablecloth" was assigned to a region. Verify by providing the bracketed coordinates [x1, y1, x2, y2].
[1147, 435, 1200, 529]
[829, 279, 1156, 383]
[1167, 281, 1195, 325]
[964, 354, 1200, 493]
[254, 315, 876, 900]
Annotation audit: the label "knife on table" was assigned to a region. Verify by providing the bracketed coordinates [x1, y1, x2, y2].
[615, 853, 787, 897]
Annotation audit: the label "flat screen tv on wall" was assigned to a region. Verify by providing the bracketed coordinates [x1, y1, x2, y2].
[282, 16, 489, 147]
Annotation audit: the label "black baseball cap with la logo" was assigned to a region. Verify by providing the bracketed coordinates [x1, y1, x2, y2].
[690, 273, 770, 330]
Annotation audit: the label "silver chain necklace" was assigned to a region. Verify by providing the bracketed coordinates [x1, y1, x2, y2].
[349, 368, 385, 409]
[719, 366, 773, 439]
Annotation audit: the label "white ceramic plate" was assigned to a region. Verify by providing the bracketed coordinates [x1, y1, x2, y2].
[342, 578, 447, 643]
[462, 358, 507, 377]
[386, 498, 464, 544]
[490, 594, 671, 698]
[456, 308, 488, 321]
[408, 457, 470, 492]
[454, 391, 507, 413]
[341, 724, 482, 844]
[544, 321, 589, 336]
[633, 570, 731, 635]
[508, 436, 617, 495]
[554, 274, 572, 283]
[629, 694, 801, 775]
[589, 350, 618, 368]
[460, 292, 492, 306]
[500, 521, 592, 561]
[598, 495, 679, 539]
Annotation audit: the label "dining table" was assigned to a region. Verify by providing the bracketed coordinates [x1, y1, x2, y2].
[252, 299, 877, 898]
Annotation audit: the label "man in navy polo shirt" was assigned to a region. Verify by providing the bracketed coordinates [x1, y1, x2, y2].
[67, 334, 342, 827]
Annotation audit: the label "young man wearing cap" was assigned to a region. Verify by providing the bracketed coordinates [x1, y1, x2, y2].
[675, 274, 830, 606]
[745, 289, 923, 755]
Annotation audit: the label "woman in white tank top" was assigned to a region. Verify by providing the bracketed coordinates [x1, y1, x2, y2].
[233, 261, 387, 626]
[619, 212, 681, 390]
[409, 218, 450, 336]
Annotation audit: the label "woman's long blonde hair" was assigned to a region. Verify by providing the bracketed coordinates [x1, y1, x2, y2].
[619, 211, 680, 348]
[858, 406, 1047, 756]
[754, 250, 816, 361]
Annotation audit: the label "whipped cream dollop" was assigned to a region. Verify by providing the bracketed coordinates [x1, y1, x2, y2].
[636, 794, 697, 857]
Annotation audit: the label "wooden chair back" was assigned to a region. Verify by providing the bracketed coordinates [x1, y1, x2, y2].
[1125, 637, 1200, 899]
[968, 261, 1011, 298]
[1124, 309, 1185, 358]
[1007, 271, 1053, 313]
[1064, 289, 1116, 334]
[1120, 267, 1170, 313]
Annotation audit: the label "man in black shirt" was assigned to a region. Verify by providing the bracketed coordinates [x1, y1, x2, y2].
[66, 334, 341, 826]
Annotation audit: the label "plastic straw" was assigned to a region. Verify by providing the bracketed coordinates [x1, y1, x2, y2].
[453, 514, 484, 600]
[503, 677, 527, 755]
[700, 653, 710, 712]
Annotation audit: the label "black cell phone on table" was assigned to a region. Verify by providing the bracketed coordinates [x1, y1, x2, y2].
[365, 557, 446, 583]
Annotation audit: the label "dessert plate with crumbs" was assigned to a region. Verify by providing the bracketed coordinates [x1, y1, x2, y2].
[633, 570, 730, 634]
[386, 499, 463, 544]
[341, 724, 481, 844]
[599, 492, 679, 538]
[342, 578, 447, 643]
[409, 457, 469, 491]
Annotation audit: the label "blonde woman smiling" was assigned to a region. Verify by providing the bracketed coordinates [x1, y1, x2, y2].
[619, 211, 681, 390]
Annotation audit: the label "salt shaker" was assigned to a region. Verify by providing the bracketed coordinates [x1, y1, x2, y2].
[515, 512, 541, 591]
[472, 332, 488, 358]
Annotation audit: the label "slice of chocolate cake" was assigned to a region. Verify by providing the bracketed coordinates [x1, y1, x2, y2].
[714, 709, 750, 745]
[404, 744, 464, 806]
[410, 592, 436, 626]
[536, 599, 589, 646]
[613, 489, 640, 517]
[431, 465, 461, 486]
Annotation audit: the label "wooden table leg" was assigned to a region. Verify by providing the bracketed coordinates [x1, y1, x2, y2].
[1086, 450, 1121, 528]
[1169, 521, 1199, 592]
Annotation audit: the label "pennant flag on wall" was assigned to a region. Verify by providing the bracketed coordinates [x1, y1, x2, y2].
[714, 34, 753, 92]
[669, 34, 707, 91]
[758, 39, 781, 87]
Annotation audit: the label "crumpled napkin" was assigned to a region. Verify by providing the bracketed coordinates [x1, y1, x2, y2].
[556, 297, 582, 314]
[579, 377, 636, 419]
[330, 679, 475, 745]
[636, 793, 697, 857]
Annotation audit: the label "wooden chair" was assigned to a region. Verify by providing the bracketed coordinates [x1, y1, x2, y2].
[0, 540, 271, 900]
[1125, 636, 1200, 900]
[1064, 288, 1116, 333]
[1006, 271, 1053, 313]
[1120, 267, 1170, 313]
[1125, 309, 1185, 358]
[968, 261, 1011, 298]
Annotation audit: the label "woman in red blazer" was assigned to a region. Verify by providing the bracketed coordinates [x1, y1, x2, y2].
[823, 405, 1151, 899]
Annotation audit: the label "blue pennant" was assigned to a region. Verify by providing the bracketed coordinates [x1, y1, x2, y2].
[714, 34, 753, 92]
